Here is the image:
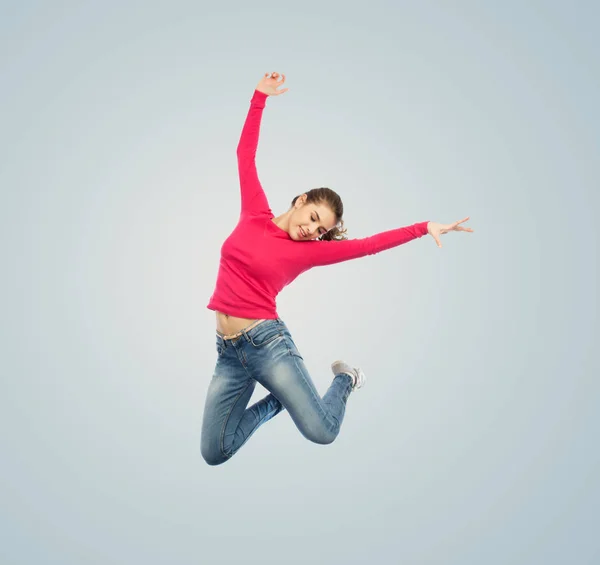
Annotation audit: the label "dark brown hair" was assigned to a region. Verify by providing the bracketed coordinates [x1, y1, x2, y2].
[290, 187, 348, 241]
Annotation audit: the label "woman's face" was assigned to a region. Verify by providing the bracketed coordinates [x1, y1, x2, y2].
[289, 196, 338, 241]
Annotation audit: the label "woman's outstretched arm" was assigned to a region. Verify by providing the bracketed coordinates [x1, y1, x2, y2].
[307, 218, 473, 267]
[307, 222, 429, 267]
[237, 72, 288, 217]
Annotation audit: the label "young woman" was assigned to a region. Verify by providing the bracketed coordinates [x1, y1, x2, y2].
[201, 72, 473, 466]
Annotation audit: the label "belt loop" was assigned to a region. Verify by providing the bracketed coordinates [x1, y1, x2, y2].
[241, 319, 265, 341]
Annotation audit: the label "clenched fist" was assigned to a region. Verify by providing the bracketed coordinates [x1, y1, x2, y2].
[256, 72, 289, 96]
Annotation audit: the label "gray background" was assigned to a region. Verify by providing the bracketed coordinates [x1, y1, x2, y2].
[1, 1, 598, 564]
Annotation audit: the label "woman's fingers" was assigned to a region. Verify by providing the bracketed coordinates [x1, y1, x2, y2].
[448, 217, 469, 229]
[449, 217, 473, 231]
[257, 72, 289, 96]
[274, 73, 288, 95]
[428, 217, 472, 248]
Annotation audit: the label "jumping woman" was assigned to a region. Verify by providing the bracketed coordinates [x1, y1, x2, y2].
[201, 71, 473, 466]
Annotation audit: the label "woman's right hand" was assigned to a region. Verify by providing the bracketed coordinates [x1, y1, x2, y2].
[256, 72, 289, 96]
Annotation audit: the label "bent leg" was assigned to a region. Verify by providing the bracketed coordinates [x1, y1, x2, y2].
[201, 352, 285, 466]
[232, 391, 284, 453]
[247, 334, 354, 445]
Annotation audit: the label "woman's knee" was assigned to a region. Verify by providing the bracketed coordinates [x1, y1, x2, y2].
[200, 439, 231, 466]
[202, 451, 228, 466]
[302, 425, 338, 446]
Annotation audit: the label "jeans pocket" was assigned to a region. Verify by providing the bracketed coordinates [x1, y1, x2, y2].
[248, 324, 284, 348]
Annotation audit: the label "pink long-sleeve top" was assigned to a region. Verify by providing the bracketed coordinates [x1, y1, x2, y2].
[206, 90, 429, 319]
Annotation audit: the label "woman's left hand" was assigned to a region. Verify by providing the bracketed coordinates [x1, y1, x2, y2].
[427, 217, 473, 248]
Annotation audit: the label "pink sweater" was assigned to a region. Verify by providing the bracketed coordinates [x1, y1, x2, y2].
[207, 90, 430, 319]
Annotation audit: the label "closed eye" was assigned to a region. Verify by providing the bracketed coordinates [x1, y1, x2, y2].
[311, 215, 326, 235]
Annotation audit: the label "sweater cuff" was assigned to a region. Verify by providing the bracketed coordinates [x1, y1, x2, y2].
[251, 89, 268, 107]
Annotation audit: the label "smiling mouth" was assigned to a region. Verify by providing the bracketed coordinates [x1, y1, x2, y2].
[299, 227, 306, 238]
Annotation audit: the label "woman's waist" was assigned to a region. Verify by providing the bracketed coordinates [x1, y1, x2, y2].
[216, 311, 264, 337]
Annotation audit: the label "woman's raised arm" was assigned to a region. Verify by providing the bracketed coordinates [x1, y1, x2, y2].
[237, 72, 288, 217]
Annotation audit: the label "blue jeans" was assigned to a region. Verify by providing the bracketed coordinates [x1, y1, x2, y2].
[200, 318, 354, 465]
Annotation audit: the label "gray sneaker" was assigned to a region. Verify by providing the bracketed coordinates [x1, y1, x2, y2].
[331, 360, 366, 391]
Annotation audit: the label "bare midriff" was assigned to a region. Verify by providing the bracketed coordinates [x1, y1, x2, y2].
[216, 311, 262, 336]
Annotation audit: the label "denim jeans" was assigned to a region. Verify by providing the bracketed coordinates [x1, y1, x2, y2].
[200, 318, 354, 465]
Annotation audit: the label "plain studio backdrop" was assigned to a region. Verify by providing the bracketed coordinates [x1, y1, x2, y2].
[1, 1, 598, 564]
